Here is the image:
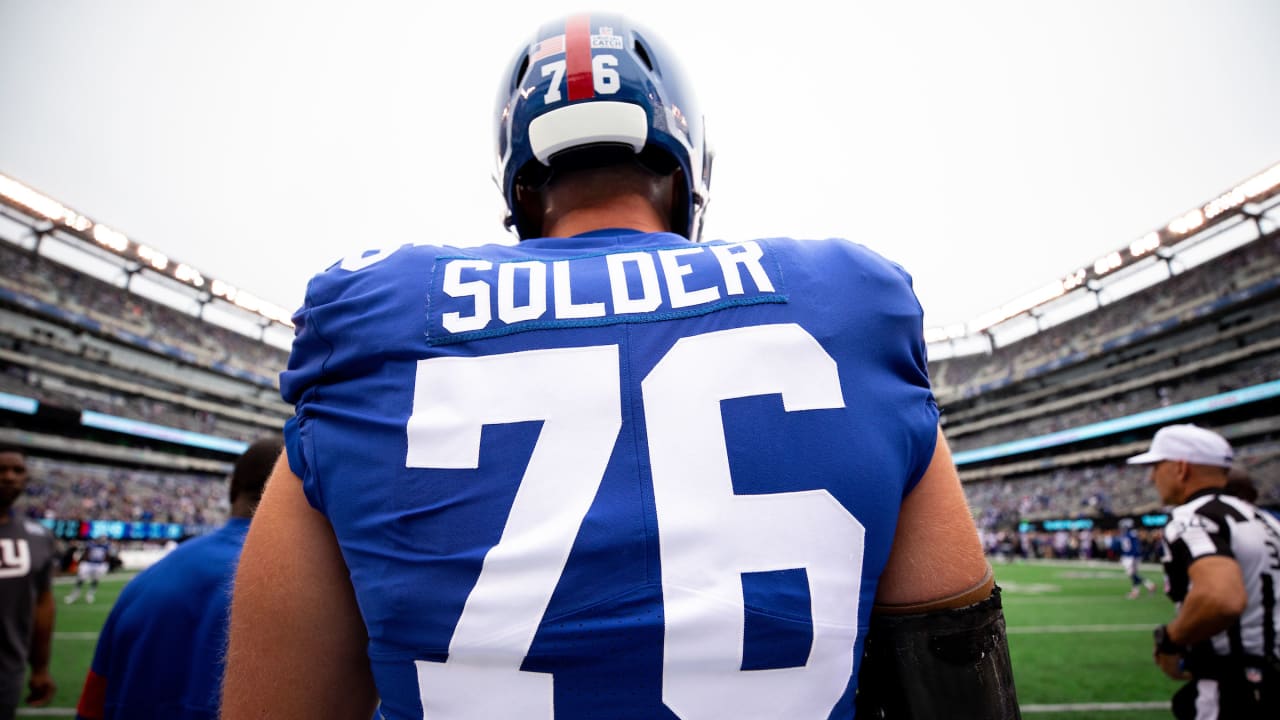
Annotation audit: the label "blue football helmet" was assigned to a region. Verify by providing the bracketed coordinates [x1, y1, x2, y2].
[494, 13, 713, 241]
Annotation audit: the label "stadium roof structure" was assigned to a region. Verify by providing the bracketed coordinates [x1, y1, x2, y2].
[0, 173, 295, 346]
[925, 161, 1280, 359]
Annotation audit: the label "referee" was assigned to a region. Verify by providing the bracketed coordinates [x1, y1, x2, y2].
[1129, 424, 1280, 718]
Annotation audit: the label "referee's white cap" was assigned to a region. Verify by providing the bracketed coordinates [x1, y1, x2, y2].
[1126, 424, 1234, 468]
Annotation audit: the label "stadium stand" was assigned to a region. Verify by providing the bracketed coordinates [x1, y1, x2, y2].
[0, 164, 1277, 552]
[932, 219, 1280, 534]
[0, 178, 296, 543]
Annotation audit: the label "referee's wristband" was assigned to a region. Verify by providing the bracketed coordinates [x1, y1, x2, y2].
[1153, 625, 1185, 656]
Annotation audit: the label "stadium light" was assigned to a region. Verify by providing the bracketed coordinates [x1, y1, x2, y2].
[1129, 232, 1160, 258]
[92, 223, 129, 252]
[1060, 268, 1087, 291]
[967, 272, 1085, 335]
[1092, 252, 1122, 276]
[258, 304, 294, 326]
[1, 170, 296, 331]
[1167, 208, 1204, 236]
[136, 245, 169, 271]
[923, 160, 1280, 348]
[0, 174, 92, 231]
[175, 264, 205, 287]
[210, 279, 238, 301]
[233, 290, 263, 313]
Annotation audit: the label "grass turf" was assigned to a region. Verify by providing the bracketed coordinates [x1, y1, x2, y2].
[26, 561, 1182, 716]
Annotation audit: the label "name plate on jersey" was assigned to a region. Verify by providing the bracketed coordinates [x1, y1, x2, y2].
[427, 241, 787, 344]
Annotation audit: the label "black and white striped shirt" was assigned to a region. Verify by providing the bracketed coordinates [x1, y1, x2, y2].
[1162, 489, 1280, 669]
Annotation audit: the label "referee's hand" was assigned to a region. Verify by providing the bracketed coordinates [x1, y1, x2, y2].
[1153, 651, 1191, 681]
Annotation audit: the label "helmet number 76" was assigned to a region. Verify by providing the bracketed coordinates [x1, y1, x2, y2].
[541, 55, 620, 103]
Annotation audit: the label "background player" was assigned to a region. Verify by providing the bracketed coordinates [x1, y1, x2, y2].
[223, 13, 1018, 719]
[1115, 518, 1156, 599]
[64, 532, 112, 604]
[74, 435, 282, 720]
[0, 445, 57, 719]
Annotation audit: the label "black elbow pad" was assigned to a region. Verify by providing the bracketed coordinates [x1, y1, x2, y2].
[855, 586, 1020, 720]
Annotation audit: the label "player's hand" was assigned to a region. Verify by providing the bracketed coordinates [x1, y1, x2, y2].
[1153, 651, 1190, 681]
[25, 669, 56, 706]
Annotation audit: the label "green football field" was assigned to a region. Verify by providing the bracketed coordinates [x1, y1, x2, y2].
[26, 560, 1179, 717]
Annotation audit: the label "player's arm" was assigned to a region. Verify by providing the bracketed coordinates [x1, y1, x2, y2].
[27, 585, 55, 706]
[875, 428, 990, 607]
[1155, 555, 1247, 679]
[856, 428, 1019, 719]
[222, 455, 378, 720]
[1167, 556, 1246, 644]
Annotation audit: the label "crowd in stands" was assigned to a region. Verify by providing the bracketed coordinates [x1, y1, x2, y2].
[17, 456, 228, 528]
[929, 231, 1280, 399]
[963, 438, 1280, 530]
[983, 527, 1164, 564]
[966, 461, 1156, 530]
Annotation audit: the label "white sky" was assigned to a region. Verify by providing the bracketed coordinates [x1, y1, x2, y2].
[1, 0, 1278, 331]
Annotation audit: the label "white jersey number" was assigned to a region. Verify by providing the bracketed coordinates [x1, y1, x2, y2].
[408, 324, 864, 719]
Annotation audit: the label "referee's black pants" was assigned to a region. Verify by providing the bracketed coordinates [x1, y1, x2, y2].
[1173, 672, 1279, 719]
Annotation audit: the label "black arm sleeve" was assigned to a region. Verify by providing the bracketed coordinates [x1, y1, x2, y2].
[855, 586, 1020, 719]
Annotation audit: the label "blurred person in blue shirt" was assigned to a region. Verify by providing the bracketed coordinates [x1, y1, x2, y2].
[74, 435, 281, 720]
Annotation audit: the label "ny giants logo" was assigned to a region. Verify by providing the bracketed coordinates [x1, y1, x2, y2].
[0, 538, 31, 578]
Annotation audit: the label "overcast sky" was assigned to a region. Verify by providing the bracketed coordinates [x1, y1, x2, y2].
[1, 1, 1277, 333]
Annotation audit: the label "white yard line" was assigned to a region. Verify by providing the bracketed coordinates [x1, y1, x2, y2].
[53, 572, 136, 586]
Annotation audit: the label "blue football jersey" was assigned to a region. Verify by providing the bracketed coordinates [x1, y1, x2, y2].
[281, 230, 939, 720]
[1120, 529, 1142, 558]
[84, 541, 111, 564]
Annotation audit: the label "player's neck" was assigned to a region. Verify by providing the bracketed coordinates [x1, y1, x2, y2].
[542, 196, 668, 239]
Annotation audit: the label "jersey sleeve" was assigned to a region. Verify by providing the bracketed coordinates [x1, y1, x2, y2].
[279, 244, 436, 513]
[1165, 511, 1234, 566]
[281, 271, 333, 512]
[849, 249, 942, 497]
[897, 263, 940, 495]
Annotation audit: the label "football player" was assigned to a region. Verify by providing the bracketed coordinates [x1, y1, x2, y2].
[224, 13, 1018, 719]
[0, 446, 57, 718]
[74, 436, 282, 720]
[1117, 518, 1156, 599]
[65, 531, 112, 604]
